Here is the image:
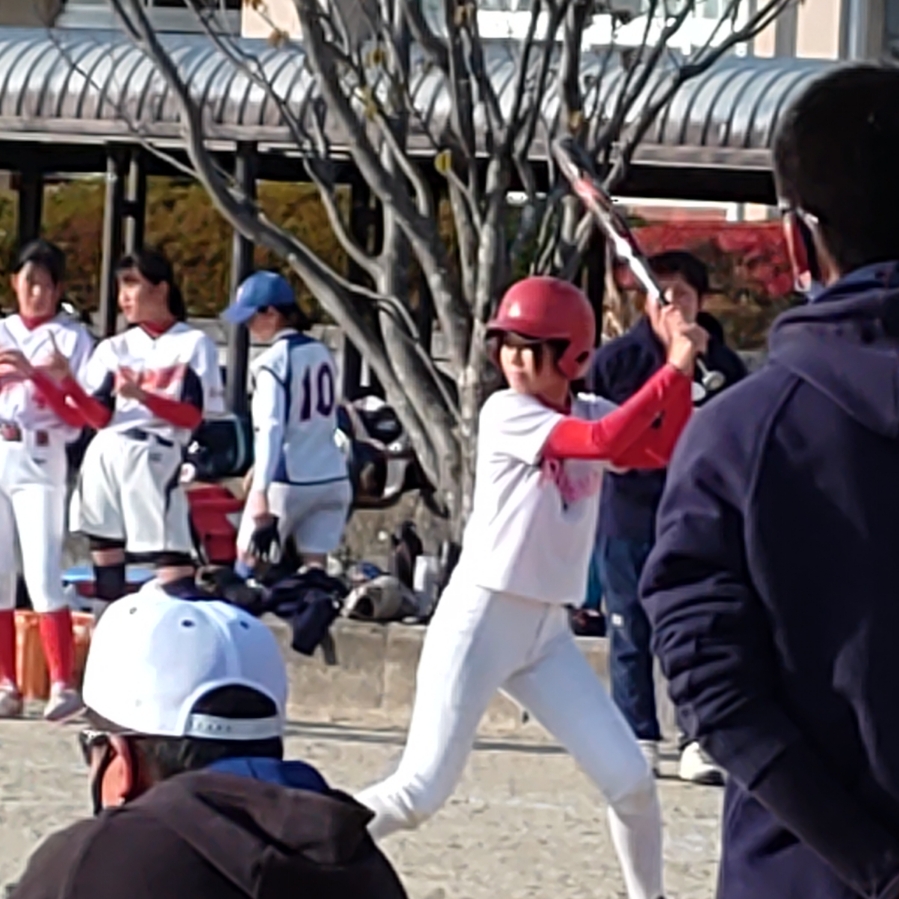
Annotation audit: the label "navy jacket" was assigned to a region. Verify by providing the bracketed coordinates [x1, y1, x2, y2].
[641, 264, 899, 899]
[586, 313, 746, 543]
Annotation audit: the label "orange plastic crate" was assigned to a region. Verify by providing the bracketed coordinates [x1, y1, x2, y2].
[15, 611, 94, 701]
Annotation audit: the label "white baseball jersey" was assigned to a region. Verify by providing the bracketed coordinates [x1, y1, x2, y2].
[248, 330, 347, 492]
[80, 322, 225, 445]
[0, 314, 94, 444]
[456, 389, 617, 606]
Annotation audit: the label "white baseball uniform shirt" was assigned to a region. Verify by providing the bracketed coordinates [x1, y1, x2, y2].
[80, 322, 225, 445]
[248, 330, 347, 493]
[456, 388, 617, 606]
[0, 314, 94, 444]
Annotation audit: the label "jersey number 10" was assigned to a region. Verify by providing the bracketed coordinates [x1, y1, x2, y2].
[299, 364, 336, 421]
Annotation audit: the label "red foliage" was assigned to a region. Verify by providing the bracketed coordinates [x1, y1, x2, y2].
[631, 220, 795, 300]
[609, 219, 800, 349]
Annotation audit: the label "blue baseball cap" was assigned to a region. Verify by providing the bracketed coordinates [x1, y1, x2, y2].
[221, 271, 295, 325]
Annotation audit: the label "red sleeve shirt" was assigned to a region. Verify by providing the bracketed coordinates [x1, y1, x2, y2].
[543, 365, 692, 469]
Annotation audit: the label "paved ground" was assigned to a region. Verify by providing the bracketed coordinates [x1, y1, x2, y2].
[0, 708, 722, 899]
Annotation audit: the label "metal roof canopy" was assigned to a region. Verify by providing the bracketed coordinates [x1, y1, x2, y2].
[0, 27, 834, 203]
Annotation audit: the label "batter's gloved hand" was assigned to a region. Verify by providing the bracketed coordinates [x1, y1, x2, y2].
[248, 516, 281, 563]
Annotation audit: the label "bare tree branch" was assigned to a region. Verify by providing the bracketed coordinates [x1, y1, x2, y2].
[606, 0, 795, 188]
[505, 0, 546, 142]
[46, 30, 219, 183]
[399, 0, 449, 71]
[591, 0, 693, 157]
[107, 0, 461, 488]
[100, 0, 797, 533]
[182, 1, 385, 285]
[296, 0, 472, 371]
[513, 1, 570, 156]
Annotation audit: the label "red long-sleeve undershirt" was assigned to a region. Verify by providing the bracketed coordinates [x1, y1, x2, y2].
[139, 391, 203, 430]
[30, 372, 87, 429]
[56, 376, 202, 431]
[58, 377, 112, 430]
[542, 364, 692, 469]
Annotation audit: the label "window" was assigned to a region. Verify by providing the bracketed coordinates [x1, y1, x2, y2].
[57, 0, 241, 32]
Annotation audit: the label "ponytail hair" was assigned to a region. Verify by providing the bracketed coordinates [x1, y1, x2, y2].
[116, 247, 187, 321]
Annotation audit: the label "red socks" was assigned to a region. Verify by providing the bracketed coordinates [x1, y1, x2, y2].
[0, 611, 16, 687]
[39, 609, 74, 688]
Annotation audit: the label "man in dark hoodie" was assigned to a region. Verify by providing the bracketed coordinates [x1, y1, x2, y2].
[586, 251, 746, 784]
[640, 65, 899, 899]
[9, 592, 407, 899]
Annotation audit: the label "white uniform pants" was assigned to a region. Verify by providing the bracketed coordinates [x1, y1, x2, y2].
[70, 429, 193, 556]
[237, 479, 352, 556]
[355, 584, 664, 899]
[0, 438, 68, 613]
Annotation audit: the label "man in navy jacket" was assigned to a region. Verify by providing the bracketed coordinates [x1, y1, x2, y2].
[641, 65, 899, 899]
[587, 251, 745, 783]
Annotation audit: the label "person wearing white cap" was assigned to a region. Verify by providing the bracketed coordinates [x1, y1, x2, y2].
[222, 271, 351, 578]
[8, 593, 408, 899]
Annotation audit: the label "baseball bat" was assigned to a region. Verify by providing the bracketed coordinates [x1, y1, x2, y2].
[551, 137, 727, 394]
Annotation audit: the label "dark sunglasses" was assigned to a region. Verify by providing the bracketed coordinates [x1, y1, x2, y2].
[79, 727, 140, 817]
[78, 728, 140, 765]
[78, 728, 112, 766]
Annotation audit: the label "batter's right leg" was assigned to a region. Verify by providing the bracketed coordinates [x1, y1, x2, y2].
[355, 586, 525, 838]
[504, 622, 664, 899]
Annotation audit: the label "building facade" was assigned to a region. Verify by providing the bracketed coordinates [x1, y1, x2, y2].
[241, 0, 893, 62]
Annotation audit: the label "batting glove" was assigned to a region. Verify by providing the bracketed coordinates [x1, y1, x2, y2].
[248, 516, 281, 564]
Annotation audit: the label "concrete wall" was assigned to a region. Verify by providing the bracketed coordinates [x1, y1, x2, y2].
[270, 617, 679, 739]
[753, 0, 844, 58]
[0, 0, 62, 26]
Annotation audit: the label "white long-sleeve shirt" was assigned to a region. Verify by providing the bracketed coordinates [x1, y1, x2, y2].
[249, 330, 348, 492]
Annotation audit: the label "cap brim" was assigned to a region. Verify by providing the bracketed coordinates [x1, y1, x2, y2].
[221, 304, 256, 325]
[486, 315, 551, 340]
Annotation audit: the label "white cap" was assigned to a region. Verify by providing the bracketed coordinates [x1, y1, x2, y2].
[83, 594, 288, 741]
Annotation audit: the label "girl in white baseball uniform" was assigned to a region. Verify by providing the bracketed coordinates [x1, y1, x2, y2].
[0, 240, 95, 719]
[57, 249, 225, 602]
[356, 276, 706, 899]
[221, 271, 350, 574]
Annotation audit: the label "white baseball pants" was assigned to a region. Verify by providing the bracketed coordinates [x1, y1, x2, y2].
[0, 438, 68, 614]
[71, 429, 193, 555]
[355, 584, 664, 899]
[236, 479, 352, 556]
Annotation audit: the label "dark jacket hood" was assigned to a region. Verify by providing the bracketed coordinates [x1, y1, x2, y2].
[9, 759, 408, 899]
[768, 265, 899, 439]
[136, 762, 376, 886]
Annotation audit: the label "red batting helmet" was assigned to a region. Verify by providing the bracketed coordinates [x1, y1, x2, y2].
[487, 276, 596, 379]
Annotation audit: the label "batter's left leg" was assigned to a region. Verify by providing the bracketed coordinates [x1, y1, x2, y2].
[504, 627, 664, 899]
[355, 585, 525, 838]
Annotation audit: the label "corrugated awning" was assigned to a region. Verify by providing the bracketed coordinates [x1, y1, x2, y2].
[0, 27, 833, 173]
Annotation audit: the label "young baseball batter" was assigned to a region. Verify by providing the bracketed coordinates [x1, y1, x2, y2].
[221, 271, 350, 574]
[57, 248, 225, 602]
[355, 276, 705, 899]
[0, 240, 95, 719]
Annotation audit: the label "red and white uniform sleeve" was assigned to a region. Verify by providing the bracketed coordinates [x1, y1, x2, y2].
[67, 325, 225, 444]
[0, 317, 97, 441]
[542, 365, 692, 468]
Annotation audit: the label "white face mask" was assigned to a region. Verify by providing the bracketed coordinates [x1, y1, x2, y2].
[781, 202, 825, 301]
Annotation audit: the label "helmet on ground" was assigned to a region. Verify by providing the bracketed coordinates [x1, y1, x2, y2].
[486, 276, 596, 379]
